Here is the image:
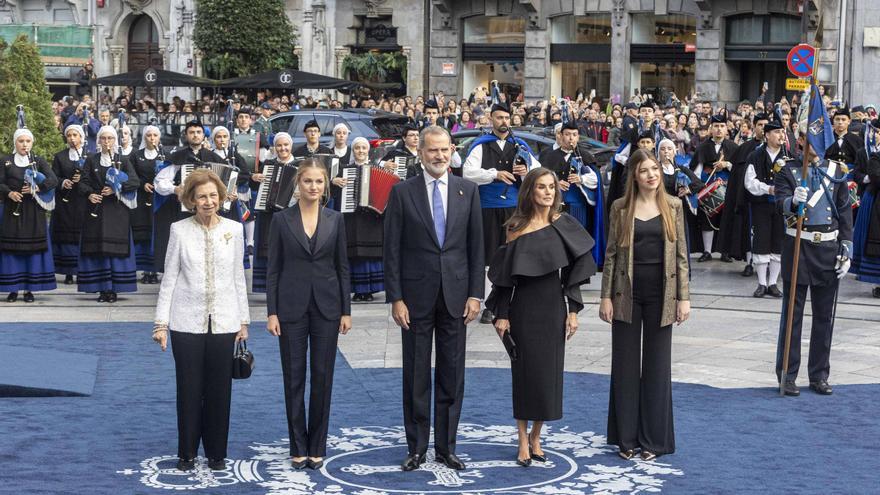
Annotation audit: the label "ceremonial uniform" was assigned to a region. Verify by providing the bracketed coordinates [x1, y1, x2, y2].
[51, 146, 87, 278]
[0, 153, 58, 297]
[774, 159, 852, 391]
[744, 144, 788, 295]
[688, 137, 739, 255]
[538, 144, 606, 267]
[77, 151, 140, 296]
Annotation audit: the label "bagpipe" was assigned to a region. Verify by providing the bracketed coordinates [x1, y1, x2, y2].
[61, 149, 86, 204]
[91, 151, 136, 218]
[13, 105, 55, 214]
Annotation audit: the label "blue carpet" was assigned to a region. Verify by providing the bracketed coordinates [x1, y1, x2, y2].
[0, 323, 876, 495]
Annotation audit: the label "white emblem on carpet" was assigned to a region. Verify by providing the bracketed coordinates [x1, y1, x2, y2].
[118, 424, 683, 493]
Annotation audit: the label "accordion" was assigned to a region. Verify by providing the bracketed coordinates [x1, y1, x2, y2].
[180, 162, 239, 212]
[339, 164, 400, 214]
[392, 155, 418, 180]
[254, 162, 299, 212]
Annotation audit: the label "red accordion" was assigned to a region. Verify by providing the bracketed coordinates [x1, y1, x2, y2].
[340, 165, 400, 214]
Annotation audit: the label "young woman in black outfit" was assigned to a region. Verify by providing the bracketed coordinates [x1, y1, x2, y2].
[600, 149, 691, 461]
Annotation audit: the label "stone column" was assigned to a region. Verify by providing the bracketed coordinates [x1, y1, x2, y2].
[609, 1, 631, 104]
[109, 46, 125, 98]
[335, 46, 350, 79]
[523, 27, 549, 103]
[428, 15, 459, 99]
[694, 11, 724, 104]
[401, 45, 422, 97]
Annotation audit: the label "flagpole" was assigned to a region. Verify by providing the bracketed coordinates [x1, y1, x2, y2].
[779, 6, 824, 397]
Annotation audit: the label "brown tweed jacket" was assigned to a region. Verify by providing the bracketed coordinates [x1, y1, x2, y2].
[600, 195, 690, 326]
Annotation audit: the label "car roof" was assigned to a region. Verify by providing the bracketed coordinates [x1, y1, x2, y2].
[268, 109, 407, 120]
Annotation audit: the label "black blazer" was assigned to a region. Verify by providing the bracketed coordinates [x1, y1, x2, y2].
[383, 173, 484, 319]
[266, 205, 351, 321]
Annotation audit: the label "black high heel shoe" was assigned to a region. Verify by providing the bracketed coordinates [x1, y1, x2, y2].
[291, 458, 308, 469]
[306, 458, 324, 470]
[516, 456, 531, 467]
[6, 292, 18, 303]
[176, 458, 195, 471]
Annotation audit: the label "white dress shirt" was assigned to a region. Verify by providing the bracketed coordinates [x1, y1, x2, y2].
[744, 147, 781, 197]
[424, 171, 448, 219]
[462, 138, 541, 185]
[155, 216, 250, 334]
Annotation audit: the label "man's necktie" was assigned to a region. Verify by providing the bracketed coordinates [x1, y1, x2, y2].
[432, 179, 446, 246]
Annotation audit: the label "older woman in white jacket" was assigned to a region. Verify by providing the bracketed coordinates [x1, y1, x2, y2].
[152, 168, 250, 473]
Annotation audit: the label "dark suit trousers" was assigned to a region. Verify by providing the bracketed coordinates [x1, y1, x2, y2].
[401, 288, 467, 456]
[279, 295, 340, 457]
[170, 327, 236, 460]
[607, 264, 675, 455]
[776, 279, 837, 383]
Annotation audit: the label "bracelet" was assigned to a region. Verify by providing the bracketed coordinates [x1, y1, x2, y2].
[152, 325, 168, 334]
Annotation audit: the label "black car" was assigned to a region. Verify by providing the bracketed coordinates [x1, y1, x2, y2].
[269, 109, 411, 147]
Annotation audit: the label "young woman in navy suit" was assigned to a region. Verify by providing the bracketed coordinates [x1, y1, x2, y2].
[266, 158, 352, 470]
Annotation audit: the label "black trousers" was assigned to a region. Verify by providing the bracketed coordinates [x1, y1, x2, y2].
[607, 263, 675, 455]
[401, 288, 467, 456]
[279, 296, 340, 457]
[170, 327, 236, 460]
[776, 279, 837, 383]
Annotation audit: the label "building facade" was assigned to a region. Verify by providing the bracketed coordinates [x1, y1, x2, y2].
[1, 0, 878, 106]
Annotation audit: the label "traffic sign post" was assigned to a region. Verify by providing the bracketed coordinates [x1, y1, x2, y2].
[786, 44, 815, 78]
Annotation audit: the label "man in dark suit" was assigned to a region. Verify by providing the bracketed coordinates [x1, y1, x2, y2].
[384, 126, 484, 472]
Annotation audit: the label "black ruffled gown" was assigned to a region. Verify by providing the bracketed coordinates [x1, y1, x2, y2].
[486, 214, 597, 420]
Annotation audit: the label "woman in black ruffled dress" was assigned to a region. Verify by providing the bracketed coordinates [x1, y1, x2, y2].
[486, 167, 597, 467]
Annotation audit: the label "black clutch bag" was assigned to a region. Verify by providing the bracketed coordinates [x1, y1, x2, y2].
[501, 331, 518, 361]
[232, 340, 254, 379]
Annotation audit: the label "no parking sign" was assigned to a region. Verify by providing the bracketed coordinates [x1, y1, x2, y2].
[787, 44, 816, 78]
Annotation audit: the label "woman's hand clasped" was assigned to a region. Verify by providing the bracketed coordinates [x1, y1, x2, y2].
[599, 298, 614, 324]
[494, 318, 510, 339]
[676, 300, 691, 326]
[266, 315, 281, 336]
[339, 315, 352, 335]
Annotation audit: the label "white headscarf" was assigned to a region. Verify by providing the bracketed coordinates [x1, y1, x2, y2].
[139, 125, 161, 159]
[13, 128, 34, 146]
[64, 124, 86, 160]
[97, 126, 119, 166]
[332, 122, 350, 135]
[273, 132, 293, 146]
[351, 137, 370, 165]
[212, 126, 231, 157]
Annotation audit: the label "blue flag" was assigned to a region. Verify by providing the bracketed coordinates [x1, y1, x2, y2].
[806, 83, 834, 158]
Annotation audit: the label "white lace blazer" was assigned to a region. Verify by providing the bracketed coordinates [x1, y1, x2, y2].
[154, 216, 250, 334]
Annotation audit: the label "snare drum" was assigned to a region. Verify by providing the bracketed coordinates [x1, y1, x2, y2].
[847, 180, 860, 209]
[697, 178, 726, 217]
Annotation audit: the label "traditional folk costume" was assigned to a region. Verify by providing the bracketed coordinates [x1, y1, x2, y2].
[744, 127, 790, 298]
[51, 124, 88, 282]
[77, 126, 140, 301]
[688, 115, 739, 259]
[538, 120, 605, 267]
[852, 120, 880, 297]
[341, 137, 384, 299]
[0, 128, 58, 301]
[251, 132, 296, 294]
[130, 125, 164, 283]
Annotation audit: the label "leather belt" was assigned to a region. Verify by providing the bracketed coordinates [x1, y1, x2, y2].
[785, 228, 838, 243]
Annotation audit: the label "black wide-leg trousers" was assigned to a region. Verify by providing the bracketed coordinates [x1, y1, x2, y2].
[170, 327, 236, 461]
[607, 263, 675, 455]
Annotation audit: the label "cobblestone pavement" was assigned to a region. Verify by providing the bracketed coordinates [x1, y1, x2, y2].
[3, 259, 878, 389]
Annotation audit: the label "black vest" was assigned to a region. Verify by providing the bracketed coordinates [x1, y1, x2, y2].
[481, 140, 517, 173]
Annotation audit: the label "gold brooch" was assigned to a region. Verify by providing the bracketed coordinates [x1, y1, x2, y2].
[223, 232, 233, 244]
